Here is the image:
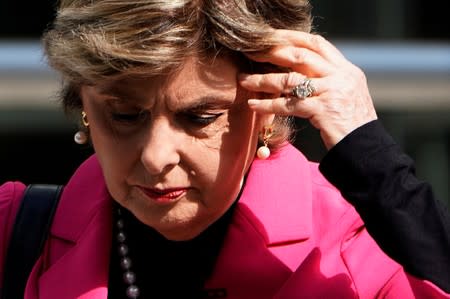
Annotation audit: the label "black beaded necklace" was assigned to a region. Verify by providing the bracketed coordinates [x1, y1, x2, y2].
[107, 204, 235, 299]
[115, 208, 140, 298]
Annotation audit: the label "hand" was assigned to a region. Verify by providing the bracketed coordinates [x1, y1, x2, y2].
[239, 29, 377, 150]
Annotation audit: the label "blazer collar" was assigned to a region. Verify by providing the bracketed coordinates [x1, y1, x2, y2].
[50, 144, 313, 246]
[34, 145, 313, 298]
[50, 155, 111, 243]
[30, 155, 112, 299]
[238, 144, 313, 245]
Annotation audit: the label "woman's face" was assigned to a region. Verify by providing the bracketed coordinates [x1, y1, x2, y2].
[81, 56, 261, 240]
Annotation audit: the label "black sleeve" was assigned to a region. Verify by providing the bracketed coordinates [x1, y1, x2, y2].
[319, 120, 450, 292]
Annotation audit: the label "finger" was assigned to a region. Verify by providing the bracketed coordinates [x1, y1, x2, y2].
[245, 46, 334, 77]
[272, 30, 347, 64]
[239, 72, 324, 97]
[247, 96, 320, 119]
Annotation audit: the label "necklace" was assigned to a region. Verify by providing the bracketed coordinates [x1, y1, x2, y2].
[115, 207, 140, 298]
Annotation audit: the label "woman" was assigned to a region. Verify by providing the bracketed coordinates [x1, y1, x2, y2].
[1, 0, 449, 298]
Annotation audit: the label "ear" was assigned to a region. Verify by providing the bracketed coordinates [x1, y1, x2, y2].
[256, 112, 275, 131]
[254, 92, 277, 130]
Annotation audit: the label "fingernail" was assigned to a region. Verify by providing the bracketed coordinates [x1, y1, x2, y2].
[248, 99, 260, 106]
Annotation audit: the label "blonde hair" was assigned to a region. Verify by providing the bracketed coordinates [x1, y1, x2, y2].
[43, 0, 312, 149]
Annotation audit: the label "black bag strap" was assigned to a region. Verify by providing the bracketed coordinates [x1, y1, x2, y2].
[1, 184, 63, 299]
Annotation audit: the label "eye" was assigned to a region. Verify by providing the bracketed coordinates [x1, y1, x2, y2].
[183, 112, 223, 126]
[111, 110, 149, 124]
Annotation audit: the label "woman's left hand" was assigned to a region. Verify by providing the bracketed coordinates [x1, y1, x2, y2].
[239, 29, 378, 150]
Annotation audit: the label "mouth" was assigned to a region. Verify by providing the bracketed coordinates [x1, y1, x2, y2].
[138, 186, 189, 205]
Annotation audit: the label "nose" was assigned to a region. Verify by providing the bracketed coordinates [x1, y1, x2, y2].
[140, 117, 181, 175]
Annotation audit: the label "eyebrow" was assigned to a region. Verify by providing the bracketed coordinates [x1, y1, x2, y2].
[96, 88, 236, 111]
[179, 96, 234, 111]
[95, 88, 142, 103]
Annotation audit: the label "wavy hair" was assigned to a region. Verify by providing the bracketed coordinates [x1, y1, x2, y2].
[43, 0, 312, 149]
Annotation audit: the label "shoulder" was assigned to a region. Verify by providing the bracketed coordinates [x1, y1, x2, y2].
[0, 181, 26, 198]
[242, 144, 360, 242]
[304, 157, 361, 236]
[303, 166, 406, 296]
[0, 181, 27, 285]
[259, 143, 358, 225]
[306, 165, 405, 296]
[259, 146, 426, 296]
[0, 181, 27, 225]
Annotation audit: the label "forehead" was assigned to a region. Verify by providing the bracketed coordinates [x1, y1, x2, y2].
[94, 56, 239, 102]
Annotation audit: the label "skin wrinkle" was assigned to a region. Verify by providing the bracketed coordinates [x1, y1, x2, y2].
[81, 56, 261, 240]
[44, 0, 311, 240]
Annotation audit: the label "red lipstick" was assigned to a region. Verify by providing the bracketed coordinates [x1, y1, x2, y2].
[139, 187, 187, 204]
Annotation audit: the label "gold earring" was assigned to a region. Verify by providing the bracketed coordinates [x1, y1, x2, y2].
[256, 125, 273, 159]
[81, 111, 89, 127]
[74, 111, 89, 145]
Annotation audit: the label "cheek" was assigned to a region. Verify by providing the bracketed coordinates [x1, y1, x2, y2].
[194, 105, 256, 158]
[226, 104, 258, 153]
[187, 107, 257, 188]
[92, 135, 129, 183]
[214, 106, 258, 177]
[87, 121, 140, 200]
[84, 102, 140, 162]
[195, 121, 230, 150]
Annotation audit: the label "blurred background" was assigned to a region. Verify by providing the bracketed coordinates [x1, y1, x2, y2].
[0, 0, 449, 206]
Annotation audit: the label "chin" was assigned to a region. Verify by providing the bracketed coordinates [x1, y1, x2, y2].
[150, 206, 211, 241]
[156, 220, 207, 241]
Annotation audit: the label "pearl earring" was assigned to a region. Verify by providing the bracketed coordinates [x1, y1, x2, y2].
[74, 111, 89, 145]
[74, 131, 88, 144]
[257, 125, 273, 160]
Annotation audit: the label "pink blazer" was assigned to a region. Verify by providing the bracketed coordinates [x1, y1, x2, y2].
[1, 144, 448, 298]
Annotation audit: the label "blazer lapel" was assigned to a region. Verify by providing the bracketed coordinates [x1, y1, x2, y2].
[238, 143, 313, 245]
[205, 144, 314, 298]
[25, 155, 113, 299]
[27, 144, 315, 298]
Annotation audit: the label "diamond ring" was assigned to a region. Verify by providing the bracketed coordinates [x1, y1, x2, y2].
[292, 78, 315, 99]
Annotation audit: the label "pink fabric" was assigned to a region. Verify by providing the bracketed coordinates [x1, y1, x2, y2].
[0, 181, 26, 285]
[0, 144, 448, 298]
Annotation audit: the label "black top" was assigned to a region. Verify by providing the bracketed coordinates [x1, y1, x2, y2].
[107, 204, 234, 299]
[319, 120, 450, 292]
